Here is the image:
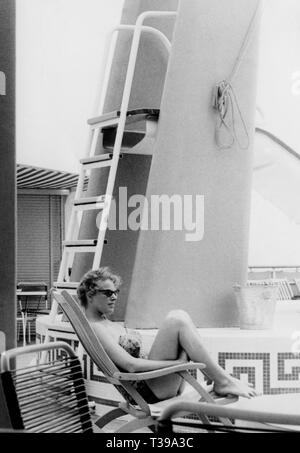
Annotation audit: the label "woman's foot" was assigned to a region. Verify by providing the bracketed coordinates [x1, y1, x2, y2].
[213, 375, 258, 399]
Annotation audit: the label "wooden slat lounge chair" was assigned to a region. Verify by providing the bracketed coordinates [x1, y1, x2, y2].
[53, 290, 237, 433]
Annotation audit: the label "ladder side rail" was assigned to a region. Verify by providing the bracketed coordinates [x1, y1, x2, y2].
[95, 10, 177, 121]
[92, 11, 177, 269]
[88, 22, 173, 153]
[117, 24, 172, 53]
[86, 11, 177, 165]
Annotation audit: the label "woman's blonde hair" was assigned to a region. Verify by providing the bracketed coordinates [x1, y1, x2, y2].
[77, 267, 122, 308]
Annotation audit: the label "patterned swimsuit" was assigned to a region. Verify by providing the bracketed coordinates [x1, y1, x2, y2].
[118, 331, 159, 404]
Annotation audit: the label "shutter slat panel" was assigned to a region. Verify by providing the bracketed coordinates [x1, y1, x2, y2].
[17, 195, 63, 340]
[17, 195, 51, 288]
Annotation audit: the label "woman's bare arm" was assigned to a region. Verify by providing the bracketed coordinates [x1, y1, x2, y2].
[92, 323, 185, 373]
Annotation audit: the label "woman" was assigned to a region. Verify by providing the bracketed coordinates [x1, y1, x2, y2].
[77, 267, 257, 403]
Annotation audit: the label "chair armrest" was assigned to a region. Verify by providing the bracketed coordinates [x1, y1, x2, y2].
[113, 362, 206, 382]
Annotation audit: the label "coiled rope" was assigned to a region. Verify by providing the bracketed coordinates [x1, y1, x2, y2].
[212, 1, 261, 150]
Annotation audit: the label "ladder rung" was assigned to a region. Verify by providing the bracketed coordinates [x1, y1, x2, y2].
[88, 109, 160, 130]
[88, 111, 120, 129]
[80, 154, 113, 169]
[54, 282, 79, 291]
[74, 196, 106, 211]
[63, 240, 98, 252]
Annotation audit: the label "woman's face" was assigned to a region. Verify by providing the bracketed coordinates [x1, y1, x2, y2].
[88, 279, 119, 317]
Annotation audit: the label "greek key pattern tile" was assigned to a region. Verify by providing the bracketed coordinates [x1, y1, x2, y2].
[219, 352, 300, 394]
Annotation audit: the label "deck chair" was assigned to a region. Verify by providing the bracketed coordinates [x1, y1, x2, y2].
[157, 401, 300, 433]
[0, 342, 94, 433]
[53, 290, 237, 433]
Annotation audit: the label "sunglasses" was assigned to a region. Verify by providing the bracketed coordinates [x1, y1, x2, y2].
[96, 289, 120, 298]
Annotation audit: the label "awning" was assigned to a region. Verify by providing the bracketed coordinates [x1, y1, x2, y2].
[17, 164, 79, 190]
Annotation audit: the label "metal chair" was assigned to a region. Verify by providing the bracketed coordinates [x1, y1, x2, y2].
[157, 401, 300, 433]
[16, 282, 49, 345]
[0, 342, 94, 433]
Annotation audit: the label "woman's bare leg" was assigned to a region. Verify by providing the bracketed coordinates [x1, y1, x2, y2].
[145, 312, 187, 400]
[147, 310, 257, 400]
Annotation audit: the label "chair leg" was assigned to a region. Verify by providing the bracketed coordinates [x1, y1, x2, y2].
[94, 407, 128, 429]
[22, 315, 27, 347]
[114, 416, 157, 434]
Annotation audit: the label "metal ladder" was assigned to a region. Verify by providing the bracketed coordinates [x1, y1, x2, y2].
[45, 10, 177, 332]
